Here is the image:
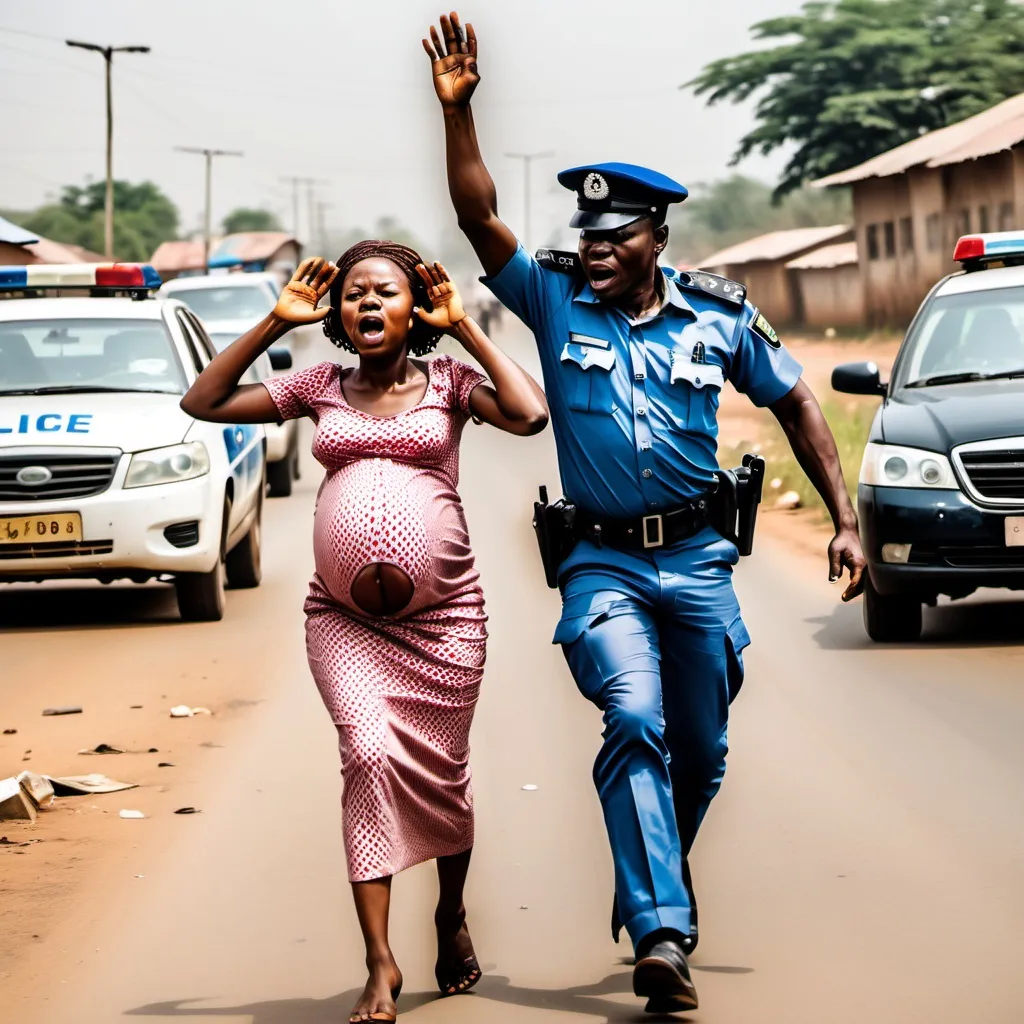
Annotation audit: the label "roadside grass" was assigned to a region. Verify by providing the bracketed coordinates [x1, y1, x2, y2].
[721, 398, 876, 521]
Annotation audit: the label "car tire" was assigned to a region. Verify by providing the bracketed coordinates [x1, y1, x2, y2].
[226, 493, 263, 589]
[175, 502, 229, 622]
[863, 577, 922, 643]
[266, 449, 294, 497]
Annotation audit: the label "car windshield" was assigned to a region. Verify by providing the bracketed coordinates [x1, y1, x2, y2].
[897, 286, 1024, 387]
[170, 285, 273, 322]
[0, 318, 185, 395]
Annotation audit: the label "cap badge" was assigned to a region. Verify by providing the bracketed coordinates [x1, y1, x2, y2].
[582, 172, 610, 202]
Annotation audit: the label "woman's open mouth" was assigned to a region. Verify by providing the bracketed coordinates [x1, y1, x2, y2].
[357, 314, 386, 343]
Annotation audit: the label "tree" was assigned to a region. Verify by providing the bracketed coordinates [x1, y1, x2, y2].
[688, 0, 1024, 197]
[222, 207, 282, 234]
[17, 179, 179, 262]
[667, 175, 851, 265]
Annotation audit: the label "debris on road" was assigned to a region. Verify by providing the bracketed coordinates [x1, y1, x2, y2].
[774, 490, 802, 511]
[157, 763, 175, 768]
[130, 705, 143, 710]
[0, 777, 36, 821]
[42, 706, 83, 717]
[118, 810, 146, 819]
[16, 772, 54, 810]
[47, 774, 137, 796]
[521, 784, 538, 791]
[78, 743, 124, 755]
[174, 807, 200, 815]
[170, 705, 213, 718]
[3, 728, 16, 735]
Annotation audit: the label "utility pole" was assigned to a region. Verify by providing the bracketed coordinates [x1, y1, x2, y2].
[66, 39, 150, 261]
[176, 147, 243, 272]
[278, 176, 328, 243]
[505, 151, 554, 252]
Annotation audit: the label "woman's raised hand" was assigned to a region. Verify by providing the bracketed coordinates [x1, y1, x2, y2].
[423, 11, 479, 108]
[272, 258, 339, 324]
[414, 262, 468, 333]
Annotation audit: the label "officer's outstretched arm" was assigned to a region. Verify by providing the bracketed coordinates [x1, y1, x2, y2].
[424, 11, 517, 278]
[770, 380, 866, 601]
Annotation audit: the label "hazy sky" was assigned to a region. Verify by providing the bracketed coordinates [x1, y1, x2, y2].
[0, 0, 804, 253]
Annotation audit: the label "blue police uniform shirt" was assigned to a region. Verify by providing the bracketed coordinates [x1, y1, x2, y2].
[484, 242, 803, 519]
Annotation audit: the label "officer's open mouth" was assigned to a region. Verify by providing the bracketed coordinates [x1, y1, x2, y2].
[587, 265, 616, 283]
[358, 314, 386, 340]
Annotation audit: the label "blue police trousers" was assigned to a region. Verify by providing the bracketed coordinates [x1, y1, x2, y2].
[554, 527, 750, 951]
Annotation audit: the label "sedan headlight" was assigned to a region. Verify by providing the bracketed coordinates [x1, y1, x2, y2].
[124, 441, 210, 489]
[859, 442, 957, 489]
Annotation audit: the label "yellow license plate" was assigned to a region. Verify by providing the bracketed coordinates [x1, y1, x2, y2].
[0, 512, 83, 545]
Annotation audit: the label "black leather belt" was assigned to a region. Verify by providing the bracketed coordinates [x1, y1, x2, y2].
[576, 497, 711, 552]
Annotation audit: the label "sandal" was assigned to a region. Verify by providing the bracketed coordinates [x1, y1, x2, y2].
[435, 955, 482, 996]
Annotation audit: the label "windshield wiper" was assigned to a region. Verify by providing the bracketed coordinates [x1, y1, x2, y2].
[0, 385, 178, 396]
[904, 369, 1024, 388]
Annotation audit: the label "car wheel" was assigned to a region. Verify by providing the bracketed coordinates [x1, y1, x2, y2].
[863, 576, 922, 642]
[266, 451, 294, 497]
[226, 493, 263, 589]
[175, 502, 229, 622]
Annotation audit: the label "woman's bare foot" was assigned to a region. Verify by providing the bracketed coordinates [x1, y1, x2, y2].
[434, 905, 482, 996]
[349, 957, 402, 1022]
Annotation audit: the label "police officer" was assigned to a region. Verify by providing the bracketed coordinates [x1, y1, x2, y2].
[424, 12, 866, 1014]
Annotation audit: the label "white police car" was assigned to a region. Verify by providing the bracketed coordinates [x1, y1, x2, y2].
[0, 263, 266, 621]
[834, 232, 1024, 641]
[158, 273, 301, 496]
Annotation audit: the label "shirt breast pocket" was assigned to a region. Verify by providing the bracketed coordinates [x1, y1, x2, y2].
[670, 350, 725, 432]
[560, 338, 617, 414]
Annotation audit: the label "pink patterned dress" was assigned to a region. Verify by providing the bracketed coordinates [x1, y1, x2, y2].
[263, 354, 489, 881]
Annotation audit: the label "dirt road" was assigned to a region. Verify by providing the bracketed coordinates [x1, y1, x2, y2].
[2, 324, 1023, 1023]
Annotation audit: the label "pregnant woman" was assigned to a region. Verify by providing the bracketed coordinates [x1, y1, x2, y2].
[181, 244, 548, 1023]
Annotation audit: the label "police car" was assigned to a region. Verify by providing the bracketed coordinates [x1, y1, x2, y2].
[833, 232, 1024, 642]
[0, 263, 267, 622]
[158, 273, 301, 496]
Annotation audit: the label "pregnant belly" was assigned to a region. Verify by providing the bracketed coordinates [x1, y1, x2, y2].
[313, 461, 476, 615]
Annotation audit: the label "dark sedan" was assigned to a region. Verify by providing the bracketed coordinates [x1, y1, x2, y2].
[834, 237, 1024, 641]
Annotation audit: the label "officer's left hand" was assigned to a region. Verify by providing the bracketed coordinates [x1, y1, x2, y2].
[829, 525, 866, 601]
[414, 262, 468, 333]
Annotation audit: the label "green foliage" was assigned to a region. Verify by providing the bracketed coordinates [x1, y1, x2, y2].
[222, 207, 282, 234]
[688, 0, 1024, 197]
[16, 179, 179, 262]
[668, 175, 852, 265]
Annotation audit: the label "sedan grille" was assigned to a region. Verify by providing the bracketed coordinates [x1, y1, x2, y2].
[909, 545, 1024, 569]
[957, 449, 1024, 502]
[0, 539, 113, 560]
[0, 454, 120, 501]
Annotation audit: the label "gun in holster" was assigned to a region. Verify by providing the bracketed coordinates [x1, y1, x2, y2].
[532, 486, 578, 589]
[711, 453, 767, 556]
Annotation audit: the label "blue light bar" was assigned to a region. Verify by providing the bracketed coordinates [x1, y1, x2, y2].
[0, 263, 163, 292]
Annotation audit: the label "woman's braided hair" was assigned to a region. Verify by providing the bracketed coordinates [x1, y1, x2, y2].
[321, 239, 442, 356]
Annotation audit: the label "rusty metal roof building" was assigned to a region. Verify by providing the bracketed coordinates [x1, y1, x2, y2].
[699, 224, 852, 268]
[785, 240, 859, 270]
[814, 92, 1024, 186]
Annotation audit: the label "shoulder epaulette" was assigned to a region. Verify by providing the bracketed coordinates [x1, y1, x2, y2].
[535, 248, 581, 275]
[676, 270, 746, 307]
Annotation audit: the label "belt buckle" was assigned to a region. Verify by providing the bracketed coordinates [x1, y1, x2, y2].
[642, 514, 664, 549]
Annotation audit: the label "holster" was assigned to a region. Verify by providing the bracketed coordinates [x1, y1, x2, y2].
[532, 486, 578, 589]
[712, 454, 766, 556]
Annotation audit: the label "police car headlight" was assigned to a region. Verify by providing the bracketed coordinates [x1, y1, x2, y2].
[859, 443, 957, 489]
[124, 442, 210, 488]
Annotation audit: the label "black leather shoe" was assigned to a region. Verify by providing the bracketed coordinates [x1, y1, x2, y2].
[632, 938, 698, 1013]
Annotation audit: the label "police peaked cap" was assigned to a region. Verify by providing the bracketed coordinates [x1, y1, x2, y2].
[558, 162, 689, 230]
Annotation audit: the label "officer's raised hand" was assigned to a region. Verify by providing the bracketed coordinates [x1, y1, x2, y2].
[272, 258, 340, 324]
[423, 11, 480, 107]
[414, 262, 468, 333]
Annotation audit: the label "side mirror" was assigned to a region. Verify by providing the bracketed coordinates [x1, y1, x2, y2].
[832, 361, 887, 397]
[268, 346, 292, 371]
